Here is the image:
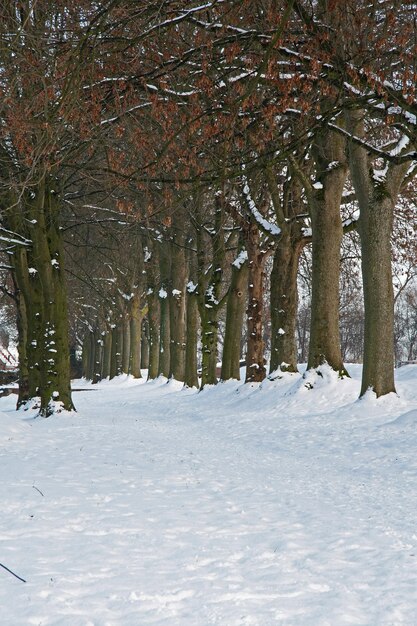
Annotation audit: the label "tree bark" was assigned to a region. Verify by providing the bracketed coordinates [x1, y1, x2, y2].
[266, 167, 309, 376]
[184, 284, 199, 388]
[158, 241, 171, 377]
[270, 229, 303, 374]
[110, 324, 122, 379]
[169, 230, 187, 381]
[145, 241, 160, 380]
[198, 199, 225, 387]
[102, 330, 112, 379]
[346, 110, 407, 396]
[92, 330, 103, 384]
[221, 250, 248, 381]
[130, 294, 143, 378]
[86, 330, 95, 381]
[27, 181, 74, 414]
[359, 193, 397, 395]
[245, 223, 267, 383]
[141, 318, 150, 370]
[307, 128, 348, 377]
[122, 315, 131, 374]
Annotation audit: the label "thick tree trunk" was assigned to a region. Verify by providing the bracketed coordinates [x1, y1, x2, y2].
[359, 194, 396, 396]
[86, 330, 95, 381]
[122, 315, 131, 374]
[109, 328, 117, 379]
[147, 293, 160, 380]
[221, 251, 248, 381]
[184, 285, 199, 388]
[169, 235, 187, 381]
[198, 197, 226, 388]
[270, 229, 303, 374]
[110, 325, 121, 379]
[307, 129, 348, 376]
[146, 238, 160, 380]
[92, 331, 103, 384]
[346, 110, 407, 397]
[8, 183, 74, 414]
[92, 335, 102, 384]
[130, 294, 143, 378]
[200, 300, 220, 386]
[158, 241, 171, 377]
[27, 182, 74, 414]
[102, 331, 112, 379]
[245, 224, 266, 383]
[115, 324, 123, 377]
[141, 318, 150, 370]
[48, 198, 74, 411]
[82, 332, 89, 379]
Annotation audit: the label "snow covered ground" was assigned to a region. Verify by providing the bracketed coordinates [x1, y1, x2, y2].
[1, 365, 417, 625]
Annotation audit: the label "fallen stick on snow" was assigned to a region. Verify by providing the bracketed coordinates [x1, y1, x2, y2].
[0, 562, 26, 583]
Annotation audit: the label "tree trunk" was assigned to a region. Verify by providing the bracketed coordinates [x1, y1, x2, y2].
[307, 128, 348, 376]
[270, 228, 303, 374]
[145, 242, 160, 380]
[147, 294, 160, 380]
[7, 182, 74, 414]
[122, 315, 131, 374]
[141, 318, 150, 370]
[359, 194, 396, 396]
[102, 330, 112, 379]
[245, 224, 266, 383]
[184, 285, 199, 388]
[130, 294, 143, 378]
[92, 331, 103, 384]
[110, 325, 119, 379]
[221, 251, 248, 381]
[200, 301, 220, 386]
[158, 241, 171, 377]
[115, 323, 123, 377]
[198, 197, 226, 388]
[86, 330, 95, 381]
[346, 109, 407, 397]
[169, 234, 187, 381]
[28, 182, 74, 414]
[47, 194, 74, 411]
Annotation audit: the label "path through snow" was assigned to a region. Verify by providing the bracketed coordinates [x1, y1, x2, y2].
[1, 366, 417, 625]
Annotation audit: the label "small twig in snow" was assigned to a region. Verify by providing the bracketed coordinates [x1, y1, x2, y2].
[32, 485, 44, 497]
[0, 562, 26, 583]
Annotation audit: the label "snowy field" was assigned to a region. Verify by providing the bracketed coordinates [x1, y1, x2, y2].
[1, 365, 417, 626]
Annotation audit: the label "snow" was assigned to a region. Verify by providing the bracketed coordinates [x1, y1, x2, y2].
[389, 134, 410, 157]
[1, 365, 417, 624]
[387, 106, 417, 126]
[241, 175, 281, 237]
[232, 249, 248, 269]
